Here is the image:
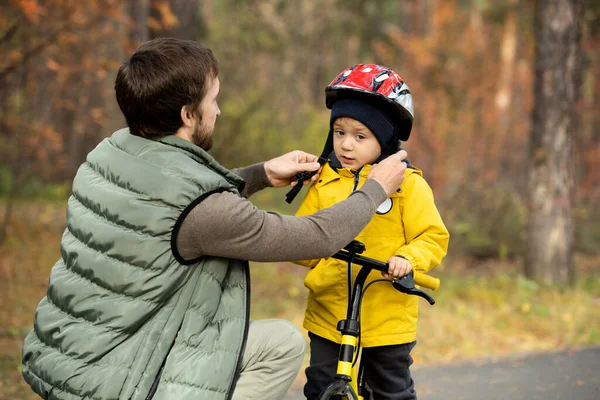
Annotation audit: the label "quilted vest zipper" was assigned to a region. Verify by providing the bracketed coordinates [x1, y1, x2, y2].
[145, 268, 204, 400]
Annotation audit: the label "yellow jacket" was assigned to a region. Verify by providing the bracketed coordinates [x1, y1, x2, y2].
[294, 162, 449, 347]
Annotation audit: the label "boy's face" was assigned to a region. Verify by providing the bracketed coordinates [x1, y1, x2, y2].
[332, 117, 382, 170]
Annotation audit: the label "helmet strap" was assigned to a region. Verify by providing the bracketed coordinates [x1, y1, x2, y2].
[284, 132, 330, 204]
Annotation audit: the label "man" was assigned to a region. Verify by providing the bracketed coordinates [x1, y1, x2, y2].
[21, 38, 409, 400]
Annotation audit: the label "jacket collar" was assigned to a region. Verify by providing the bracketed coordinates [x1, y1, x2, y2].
[319, 161, 373, 185]
[319, 160, 422, 187]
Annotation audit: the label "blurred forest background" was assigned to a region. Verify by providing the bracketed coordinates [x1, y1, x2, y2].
[0, 0, 598, 398]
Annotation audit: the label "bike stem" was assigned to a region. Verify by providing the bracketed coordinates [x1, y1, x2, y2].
[337, 265, 371, 335]
[332, 250, 371, 392]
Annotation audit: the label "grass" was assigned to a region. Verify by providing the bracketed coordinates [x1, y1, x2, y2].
[1, 201, 599, 398]
[0, 201, 66, 400]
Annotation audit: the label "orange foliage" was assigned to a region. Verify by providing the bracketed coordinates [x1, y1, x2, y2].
[45, 58, 60, 71]
[0, 0, 185, 186]
[373, 0, 533, 197]
[154, 1, 179, 30]
[14, 0, 46, 23]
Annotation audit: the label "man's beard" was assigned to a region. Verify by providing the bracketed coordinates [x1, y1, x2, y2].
[191, 122, 213, 151]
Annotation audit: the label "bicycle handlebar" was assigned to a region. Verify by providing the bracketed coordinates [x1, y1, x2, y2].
[330, 249, 440, 291]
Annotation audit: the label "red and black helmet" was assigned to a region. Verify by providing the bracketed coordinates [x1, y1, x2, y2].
[325, 64, 414, 141]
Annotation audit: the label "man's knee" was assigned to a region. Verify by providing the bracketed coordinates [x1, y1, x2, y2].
[261, 319, 306, 360]
[233, 320, 306, 400]
[287, 325, 307, 360]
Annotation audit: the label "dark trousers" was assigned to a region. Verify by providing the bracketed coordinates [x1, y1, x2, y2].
[304, 333, 417, 400]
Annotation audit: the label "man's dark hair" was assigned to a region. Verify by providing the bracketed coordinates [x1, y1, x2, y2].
[115, 37, 219, 139]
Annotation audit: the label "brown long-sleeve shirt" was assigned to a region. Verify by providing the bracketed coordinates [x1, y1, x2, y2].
[176, 163, 388, 263]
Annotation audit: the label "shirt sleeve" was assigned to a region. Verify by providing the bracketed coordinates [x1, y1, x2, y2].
[231, 162, 271, 198]
[291, 183, 324, 268]
[394, 174, 450, 273]
[175, 179, 388, 263]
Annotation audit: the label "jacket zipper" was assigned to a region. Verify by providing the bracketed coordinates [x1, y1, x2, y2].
[347, 167, 363, 303]
[225, 262, 251, 400]
[351, 167, 362, 192]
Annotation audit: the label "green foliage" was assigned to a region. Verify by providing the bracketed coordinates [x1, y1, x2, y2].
[517, 274, 539, 292]
[251, 186, 300, 215]
[215, 91, 329, 168]
[579, 272, 600, 296]
[0, 167, 11, 196]
[0, 166, 70, 200]
[574, 203, 600, 255]
[446, 184, 527, 260]
[29, 182, 72, 201]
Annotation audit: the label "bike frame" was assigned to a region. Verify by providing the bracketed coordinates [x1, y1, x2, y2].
[317, 241, 438, 400]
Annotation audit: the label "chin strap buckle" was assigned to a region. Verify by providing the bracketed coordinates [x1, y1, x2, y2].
[284, 157, 327, 204]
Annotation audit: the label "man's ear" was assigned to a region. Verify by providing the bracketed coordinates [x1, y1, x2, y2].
[180, 106, 194, 128]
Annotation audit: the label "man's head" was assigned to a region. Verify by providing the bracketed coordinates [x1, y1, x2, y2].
[115, 37, 220, 150]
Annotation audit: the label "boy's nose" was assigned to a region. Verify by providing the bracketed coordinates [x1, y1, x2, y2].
[341, 138, 353, 151]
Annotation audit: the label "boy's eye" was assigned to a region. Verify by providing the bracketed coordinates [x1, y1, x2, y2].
[334, 130, 345, 136]
[356, 134, 366, 140]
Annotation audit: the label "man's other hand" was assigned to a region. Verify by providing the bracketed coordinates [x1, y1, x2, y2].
[367, 150, 408, 196]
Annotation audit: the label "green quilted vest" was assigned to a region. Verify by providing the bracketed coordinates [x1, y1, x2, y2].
[22, 128, 250, 400]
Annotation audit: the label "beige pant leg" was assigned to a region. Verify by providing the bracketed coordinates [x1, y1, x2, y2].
[232, 319, 306, 400]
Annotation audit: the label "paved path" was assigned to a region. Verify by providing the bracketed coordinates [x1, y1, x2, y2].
[285, 346, 600, 400]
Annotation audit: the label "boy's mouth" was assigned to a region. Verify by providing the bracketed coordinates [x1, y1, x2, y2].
[340, 156, 354, 163]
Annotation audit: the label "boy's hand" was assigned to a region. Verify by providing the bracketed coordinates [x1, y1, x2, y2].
[382, 256, 412, 279]
[264, 151, 321, 188]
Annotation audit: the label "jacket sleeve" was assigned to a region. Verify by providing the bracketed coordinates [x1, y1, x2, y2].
[291, 183, 322, 268]
[395, 173, 449, 274]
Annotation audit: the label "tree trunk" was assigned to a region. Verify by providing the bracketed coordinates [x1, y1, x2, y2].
[527, 0, 583, 285]
[150, 0, 197, 40]
[128, 0, 151, 43]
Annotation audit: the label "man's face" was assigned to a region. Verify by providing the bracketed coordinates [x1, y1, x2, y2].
[191, 76, 221, 150]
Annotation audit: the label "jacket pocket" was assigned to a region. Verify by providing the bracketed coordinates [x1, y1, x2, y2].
[304, 260, 344, 301]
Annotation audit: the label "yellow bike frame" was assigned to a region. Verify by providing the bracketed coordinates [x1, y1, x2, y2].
[336, 334, 362, 399]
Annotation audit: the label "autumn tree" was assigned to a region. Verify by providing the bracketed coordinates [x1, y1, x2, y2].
[0, 1, 143, 243]
[0, 0, 126, 243]
[527, 0, 584, 285]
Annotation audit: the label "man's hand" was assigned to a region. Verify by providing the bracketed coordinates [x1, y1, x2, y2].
[264, 151, 322, 188]
[367, 150, 408, 196]
[382, 256, 412, 279]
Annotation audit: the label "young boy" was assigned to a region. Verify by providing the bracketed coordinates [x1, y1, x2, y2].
[293, 64, 450, 400]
